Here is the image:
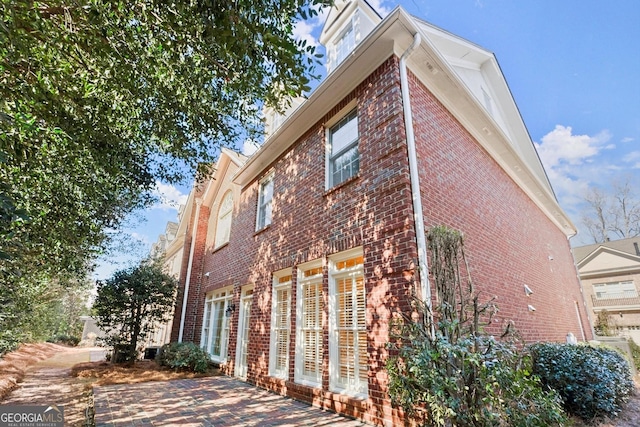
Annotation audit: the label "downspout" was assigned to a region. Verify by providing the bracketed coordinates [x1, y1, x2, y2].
[568, 232, 590, 342]
[178, 197, 203, 343]
[400, 33, 434, 335]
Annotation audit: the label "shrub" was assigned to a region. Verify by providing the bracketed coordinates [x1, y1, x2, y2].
[387, 227, 566, 426]
[157, 342, 210, 373]
[46, 335, 80, 346]
[530, 342, 634, 421]
[628, 339, 640, 372]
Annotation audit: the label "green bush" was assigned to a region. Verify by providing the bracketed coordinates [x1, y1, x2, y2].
[628, 339, 640, 372]
[386, 227, 566, 426]
[530, 343, 634, 421]
[157, 342, 210, 373]
[46, 334, 80, 346]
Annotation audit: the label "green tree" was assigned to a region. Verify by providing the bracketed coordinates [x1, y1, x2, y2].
[0, 0, 326, 347]
[94, 259, 177, 363]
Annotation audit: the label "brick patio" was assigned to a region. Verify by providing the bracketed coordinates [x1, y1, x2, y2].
[93, 376, 367, 426]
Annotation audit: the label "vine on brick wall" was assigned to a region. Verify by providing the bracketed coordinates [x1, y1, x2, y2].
[386, 225, 566, 427]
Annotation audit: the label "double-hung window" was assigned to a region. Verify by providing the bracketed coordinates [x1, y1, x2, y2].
[332, 23, 355, 70]
[256, 174, 274, 230]
[593, 281, 637, 300]
[295, 261, 324, 386]
[328, 249, 367, 396]
[201, 289, 233, 362]
[270, 271, 292, 379]
[328, 110, 359, 188]
[214, 191, 233, 249]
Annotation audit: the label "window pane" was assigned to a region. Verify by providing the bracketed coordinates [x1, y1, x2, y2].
[300, 280, 322, 382]
[331, 114, 358, 154]
[271, 276, 291, 378]
[257, 176, 274, 229]
[329, 111, 359, 187]
[215, 192, 233, 248]
[330, 253, 366, 394]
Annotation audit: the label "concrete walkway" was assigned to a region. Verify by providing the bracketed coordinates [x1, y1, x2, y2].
[94, 376, 367, 426]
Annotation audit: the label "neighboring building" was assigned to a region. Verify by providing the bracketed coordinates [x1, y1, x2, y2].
[146, 220, 183, 348]
[574, 237, 640, 343]
[169, 2, 591, 425]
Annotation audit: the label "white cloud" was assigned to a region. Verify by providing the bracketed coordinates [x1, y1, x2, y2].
[241, 140, 260, 156]
[621, 137, 635, 143]
[534, 125, 615, 222]
[368, 0, 392, 16]
[624, 151, 640, 169]
[293, 19, 319, 48]
[152, 181, 188, 211]
[534, 125, 612, 168]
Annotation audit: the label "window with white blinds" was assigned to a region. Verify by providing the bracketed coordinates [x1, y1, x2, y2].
[269, 271, 292, 379]
[295, 261, 323, 386]
[214, 191, 233, 249]
[200, 288, 233, 362]
[329, 249, 367, 396]
[256, 173, 274, 230]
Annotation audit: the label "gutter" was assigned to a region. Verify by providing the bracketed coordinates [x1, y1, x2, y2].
[177, 197, 202, 343]
[399, 33, 434, 335]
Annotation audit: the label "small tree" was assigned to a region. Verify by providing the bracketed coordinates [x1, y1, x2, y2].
[386, 226, 566, 426]
[594, 309, 614, 336]
[94, 259, 177, 363]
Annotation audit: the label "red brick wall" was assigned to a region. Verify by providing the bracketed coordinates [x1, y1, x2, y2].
[172, 55, 591, 426]
[192, 56, 416, 425]
[408, 71, 591, 343]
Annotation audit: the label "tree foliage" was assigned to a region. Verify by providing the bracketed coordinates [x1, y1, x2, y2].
[94, 258, 177, 363]
[582, 178, 640, 243]
[0, 0, 326, 346]
[0, 274, 92, 355]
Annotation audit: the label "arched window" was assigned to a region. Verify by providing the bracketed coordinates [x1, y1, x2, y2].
[214, 191, 233, 249]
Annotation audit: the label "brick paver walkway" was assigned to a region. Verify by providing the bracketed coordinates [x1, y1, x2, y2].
[94, 376, 367, 426]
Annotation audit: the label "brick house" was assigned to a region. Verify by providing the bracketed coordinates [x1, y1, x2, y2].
[169, 2, 591, 424]
[574, 237, 640, 343]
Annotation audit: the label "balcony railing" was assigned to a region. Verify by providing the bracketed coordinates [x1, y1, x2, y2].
[591, 294, 640, 309]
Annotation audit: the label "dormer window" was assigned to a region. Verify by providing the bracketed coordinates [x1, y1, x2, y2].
[332, 23, 355, 69]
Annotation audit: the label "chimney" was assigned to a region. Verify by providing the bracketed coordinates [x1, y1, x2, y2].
[634, 242, 640, 256]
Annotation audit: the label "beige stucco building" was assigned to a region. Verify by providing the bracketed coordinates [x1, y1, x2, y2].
[574, 237, 640, 343]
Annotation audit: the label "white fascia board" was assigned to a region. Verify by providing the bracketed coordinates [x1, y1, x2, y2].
[400, 16, 575, 235]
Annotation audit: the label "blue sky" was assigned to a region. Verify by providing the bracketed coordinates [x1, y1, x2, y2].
[94, 0, 640, 279]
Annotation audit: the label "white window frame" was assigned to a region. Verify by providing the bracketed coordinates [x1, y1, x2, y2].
[332, 22, 355, 69]
[256, 173, 274, 230]
[295, 260, 324, 387]
[200, 288, 233, 363]
[214, 191, 233, 249]
[593, 281, 637, 300]
[326, 109, 359, 189]
[328, 247, 367, 397]
[269, 269, 292, 379]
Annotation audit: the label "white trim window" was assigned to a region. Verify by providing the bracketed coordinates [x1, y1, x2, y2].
[214, 191, 233, 249]
[200, 288, 233, 363]
[593, 281, 637, 300]
[332, 23, 355, 69]
[256, 173, 274, 230]
[327, 110, 359, 188]
[269, 270, 292, 379]
[328, 249, 367, 396]
[295, 261, 324, 386]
